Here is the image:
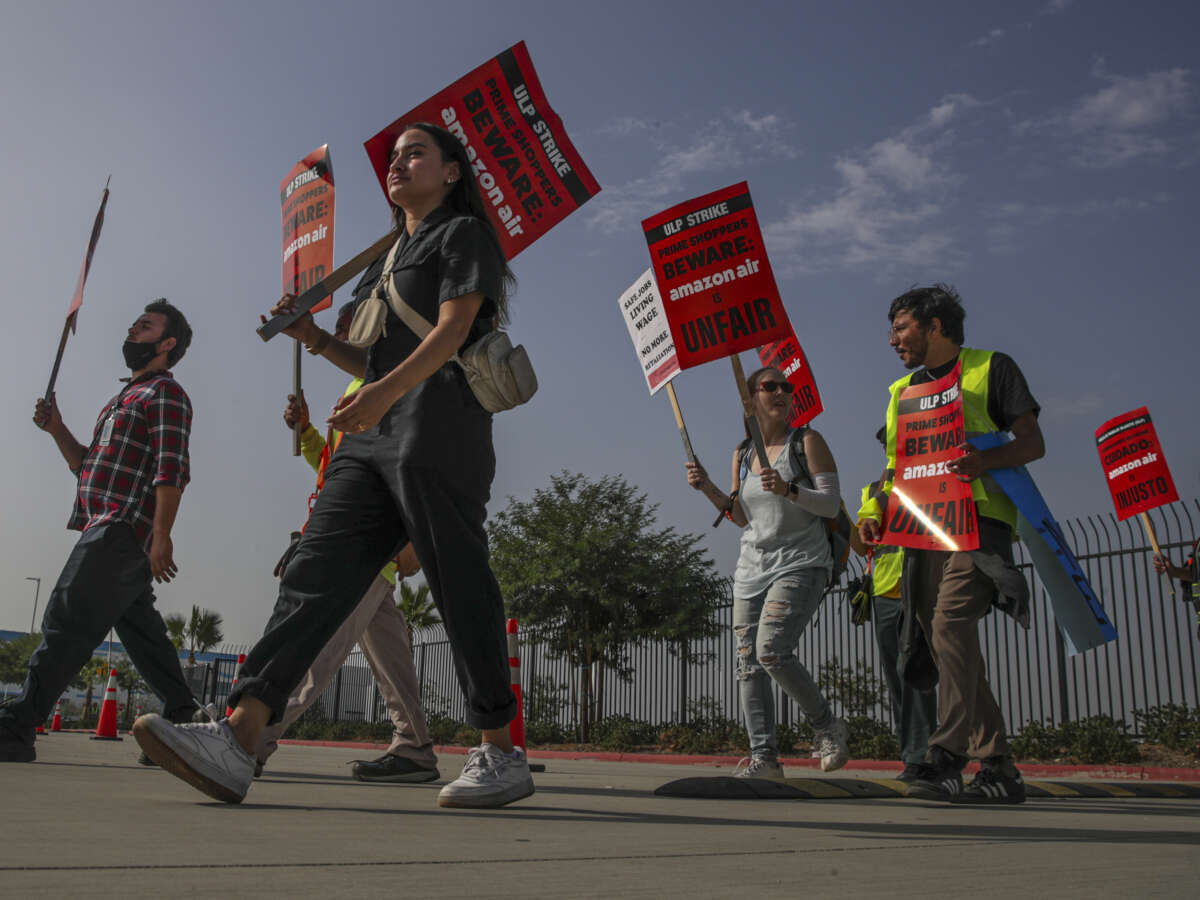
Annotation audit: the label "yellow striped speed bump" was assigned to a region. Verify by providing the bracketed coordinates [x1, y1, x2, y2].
[653, 776, 1200, 800]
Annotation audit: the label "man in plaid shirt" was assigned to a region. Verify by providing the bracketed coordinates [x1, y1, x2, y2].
[1, 300, 201, 762]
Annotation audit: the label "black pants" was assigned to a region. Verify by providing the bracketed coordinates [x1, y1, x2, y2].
[870, 593, 938, 765]
[0, 522, 198, 744]
[230, 429, 516, 730]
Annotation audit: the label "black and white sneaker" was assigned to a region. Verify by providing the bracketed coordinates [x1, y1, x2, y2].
[953, 765, 1026, 805]
[895, 762, 925, 784]
[906, 747, 965, 801]
[906, 765, 963, 801]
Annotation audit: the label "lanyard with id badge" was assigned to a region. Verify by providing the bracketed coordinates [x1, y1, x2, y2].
[98, 387, 132, 448]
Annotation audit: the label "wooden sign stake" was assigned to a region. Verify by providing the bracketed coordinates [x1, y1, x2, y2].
[258, 231, 394, 342]
[292, 342, 303, 456]
[730, 355, 769, 468]
[1140, 511, 1175, 598]
[665, 382, 695, 464]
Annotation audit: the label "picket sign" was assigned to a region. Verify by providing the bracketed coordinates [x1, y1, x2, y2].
[262, 42, 599, 344]
[972, 432, 1118, 655]
[280, 145, 335, 456]
[1095, 407, 1179, 596]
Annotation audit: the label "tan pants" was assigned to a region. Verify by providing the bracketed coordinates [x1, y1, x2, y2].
[912, 550, 1009, 760]
[256, 575, 436, 767]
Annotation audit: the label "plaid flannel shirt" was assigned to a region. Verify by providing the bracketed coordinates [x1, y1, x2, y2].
[68, 370, 191, 548]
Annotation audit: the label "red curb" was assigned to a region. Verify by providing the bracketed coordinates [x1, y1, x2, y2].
[272, 739, 1200, 782]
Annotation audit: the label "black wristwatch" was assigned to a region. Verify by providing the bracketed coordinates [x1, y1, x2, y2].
[786, 481, 799, 500]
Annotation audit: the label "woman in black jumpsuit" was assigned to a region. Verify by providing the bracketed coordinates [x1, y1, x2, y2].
[135, 124, 531, 809]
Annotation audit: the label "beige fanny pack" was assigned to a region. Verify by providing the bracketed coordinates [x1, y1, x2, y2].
[346, 237, 537, 413]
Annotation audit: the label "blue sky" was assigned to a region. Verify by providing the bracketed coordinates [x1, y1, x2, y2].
[1, 0, 1196, 642]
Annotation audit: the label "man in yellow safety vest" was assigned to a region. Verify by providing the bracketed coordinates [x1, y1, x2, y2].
[857, 285, 1045, 804]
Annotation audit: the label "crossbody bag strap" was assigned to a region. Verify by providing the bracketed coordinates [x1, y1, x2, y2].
[373, 238, 438, 340]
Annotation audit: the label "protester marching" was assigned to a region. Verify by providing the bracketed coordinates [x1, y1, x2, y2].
[4, 31, 1195, 837]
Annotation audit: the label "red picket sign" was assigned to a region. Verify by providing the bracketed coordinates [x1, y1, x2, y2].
[756, 318, 822, 427]
[280, 145, 335, 312]
[642, 182, 790, 370]
[363, 41, 600, 261]
[881, 362, 979, 552]
[1094, 407, 1178, 521]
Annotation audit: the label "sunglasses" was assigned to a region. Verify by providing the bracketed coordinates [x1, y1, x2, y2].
[757, 380, 795, 394]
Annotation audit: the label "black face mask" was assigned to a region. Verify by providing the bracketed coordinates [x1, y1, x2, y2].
[122, 339, 161, 371]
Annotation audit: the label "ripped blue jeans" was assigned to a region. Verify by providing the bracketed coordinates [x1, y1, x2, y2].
[734, 568, 833, 761]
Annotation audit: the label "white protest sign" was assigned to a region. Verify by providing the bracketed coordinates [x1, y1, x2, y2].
[619, 268, 679, 395]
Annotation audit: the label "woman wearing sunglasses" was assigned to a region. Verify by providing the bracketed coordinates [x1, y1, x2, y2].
[686, 366, 850, 778]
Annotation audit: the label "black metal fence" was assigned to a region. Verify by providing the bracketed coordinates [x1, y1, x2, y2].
[210, 498, 1200, 737]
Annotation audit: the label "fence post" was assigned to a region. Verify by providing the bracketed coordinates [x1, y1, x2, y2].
[679, 641, 689, 724]
[417, 641, 426, 697]
[526, 640, 538, 721]
[332, 668, 344, 721]
[1053, 628, 1070, 726]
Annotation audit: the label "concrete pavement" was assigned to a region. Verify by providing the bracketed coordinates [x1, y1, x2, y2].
[2, 732, 1198, 897]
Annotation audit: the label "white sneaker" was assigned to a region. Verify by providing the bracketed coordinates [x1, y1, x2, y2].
[733, 756, 785, 779]
[813, 717, 850, 773]
[132, 714, 255, 803]
[437, 744, 534, 808]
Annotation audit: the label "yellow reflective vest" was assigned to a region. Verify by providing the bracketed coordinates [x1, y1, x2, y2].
[859, 484, 903, 598]
[856, 347, 1018, 537]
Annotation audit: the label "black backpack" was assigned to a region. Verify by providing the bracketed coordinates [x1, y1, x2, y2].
[736, 427, 854, 590]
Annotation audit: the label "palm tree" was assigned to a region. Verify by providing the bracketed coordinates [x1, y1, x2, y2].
[174, 605, 225, 667]
[71, 655, 110, 720]
[112, 657, 148, 727]
[164, 613, 186, 651]
[396, 580, 440, 646]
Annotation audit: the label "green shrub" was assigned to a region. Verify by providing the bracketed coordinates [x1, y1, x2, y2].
[524, 718, 566, 745]
[658, 700, 748, 754]
[1011, 720, 1062, 761]
[426, 713, 469, 745]
[1059, 716, 1139, 764]
[845, 716, 900, 760]
[1012, 716, 1139, 764]
[592, 715, 657, 751]
[1134, 704, 1200, 755]
[450, 725, 478, 746]
[286, 704, 328, 740]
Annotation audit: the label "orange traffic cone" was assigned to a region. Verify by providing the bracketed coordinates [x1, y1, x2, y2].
[128, 705, 142, 735]
[506, 619, 544, 772]
[50, 699, 62, 732]
[36, 722, 45, 734]
[225, 653, 247, 717]
[506, 619, 526, 750]
[91, 669, 123, 741]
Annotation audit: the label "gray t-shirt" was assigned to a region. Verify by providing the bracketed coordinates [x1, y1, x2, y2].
[733, 442, 832, 599]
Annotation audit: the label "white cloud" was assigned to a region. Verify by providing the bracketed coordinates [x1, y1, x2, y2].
[1066, 68, 1192, 167]
[1041, 0, 1074, 15]
[969, 28, 1008, 49]
[762, 96, 976, 275]
[983, 193, 1174, 253]
[1068, 68, 1190, 133]
[1017, 66, 1193, 168]
[597, 116, 657, 138]
[587, 110, 799, 234]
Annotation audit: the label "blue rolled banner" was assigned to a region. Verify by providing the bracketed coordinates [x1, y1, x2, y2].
[971, 432, 1118, 656]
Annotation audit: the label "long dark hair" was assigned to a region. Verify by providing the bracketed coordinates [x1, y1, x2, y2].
[388, 122, 515, 326]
